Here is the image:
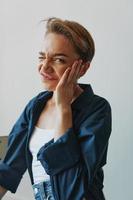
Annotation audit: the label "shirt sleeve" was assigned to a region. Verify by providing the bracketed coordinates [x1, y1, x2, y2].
[78, 99, 112, 184]
[37, 98, 112, 182]
[0, 98, 33, 193]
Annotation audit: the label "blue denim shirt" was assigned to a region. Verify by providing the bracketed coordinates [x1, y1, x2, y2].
[0, 84, 112, 200]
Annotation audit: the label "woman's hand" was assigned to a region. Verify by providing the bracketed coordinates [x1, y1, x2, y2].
[54, 59, 83, 108]
[53, 59, 84, 141]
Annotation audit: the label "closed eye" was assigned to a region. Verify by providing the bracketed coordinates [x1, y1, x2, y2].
[53, 58, 66, 64]
[38, 51, 67, 64]
[38, 56, 44, 59]
[38, 56, 45, 62]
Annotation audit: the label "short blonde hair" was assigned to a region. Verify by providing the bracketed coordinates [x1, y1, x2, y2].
[43, 17, 95, 63]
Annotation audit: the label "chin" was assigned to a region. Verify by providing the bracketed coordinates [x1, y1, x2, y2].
[42, 83, 56, 92]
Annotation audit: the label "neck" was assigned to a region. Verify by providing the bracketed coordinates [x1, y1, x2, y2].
[71, 84, 84, 103]
[48, 84, 84, 106]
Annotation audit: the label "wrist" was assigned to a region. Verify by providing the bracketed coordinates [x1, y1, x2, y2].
[56, 104, 71, 113]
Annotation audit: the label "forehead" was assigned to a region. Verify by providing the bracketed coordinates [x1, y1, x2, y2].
[41, 33, 77, 56]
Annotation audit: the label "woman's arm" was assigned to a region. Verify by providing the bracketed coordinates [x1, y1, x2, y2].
[37, 97, 112, 178]
[53, 60, 83, 140]
[0, 185, 7, 199]
[0, 96, 37, 193]
[54, 105, 72, 141]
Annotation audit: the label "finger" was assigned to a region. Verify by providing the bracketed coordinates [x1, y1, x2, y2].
[57, 67, 71, 87]
[74, 60, 83, 80]
[66, 61, 78, 83]
[70, 60, 83, 83]
[67, 60, 82, 83]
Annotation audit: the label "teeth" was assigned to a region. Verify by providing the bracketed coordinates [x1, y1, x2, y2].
[41, 73, 55, 79]
[47, 75, 51, 78]
[45, 75, 53, 79]
[45, 74, 52, 78]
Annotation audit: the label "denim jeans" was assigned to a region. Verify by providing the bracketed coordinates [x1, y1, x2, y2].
[32, 180, 55, 200]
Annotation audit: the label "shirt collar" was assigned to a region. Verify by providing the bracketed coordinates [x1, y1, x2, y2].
[71, 83, 94, 110]
[36, 83, 94, 111]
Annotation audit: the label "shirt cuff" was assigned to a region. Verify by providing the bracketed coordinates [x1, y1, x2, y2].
[37, 127, 81, 175]
[0, 162, 22, 193]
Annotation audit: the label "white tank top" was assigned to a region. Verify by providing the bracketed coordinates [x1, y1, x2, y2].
[29, 126, 55, 184]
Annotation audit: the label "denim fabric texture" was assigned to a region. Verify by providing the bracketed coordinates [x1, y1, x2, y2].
[0, 84, 112, 199]
[32, 180, 55, 200]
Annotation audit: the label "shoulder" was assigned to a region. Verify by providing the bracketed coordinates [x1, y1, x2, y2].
[81, 93, 112, 124]
[85, 94, 112, 124]
[92, 94, 111, 112]
[78, 84, 111, 114]
[27, 90, 49, 107]
[22, 90, 49, 119]
[79, 94, 112, 130]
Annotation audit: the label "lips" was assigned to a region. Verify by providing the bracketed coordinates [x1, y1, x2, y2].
[40, 73, 57, 80]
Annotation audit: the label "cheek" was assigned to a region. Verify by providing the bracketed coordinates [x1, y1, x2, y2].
[37, 64, 42, 73]
[56, 68, 67, 79]
[54, 65, 66, 77]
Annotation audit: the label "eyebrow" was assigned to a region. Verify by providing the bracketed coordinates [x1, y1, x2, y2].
[39, 51, 69, 57]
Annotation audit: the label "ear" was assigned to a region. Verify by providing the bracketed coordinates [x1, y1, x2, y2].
[78, 62, 90, 78]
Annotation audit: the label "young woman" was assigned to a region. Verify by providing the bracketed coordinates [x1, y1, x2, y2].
[0, 17, 112, 200]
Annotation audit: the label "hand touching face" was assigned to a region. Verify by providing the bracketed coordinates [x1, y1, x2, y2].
[54, 59, 89, 106]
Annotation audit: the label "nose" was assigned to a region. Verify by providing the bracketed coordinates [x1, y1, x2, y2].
[38, 58, 53, 73]
[42, 58, 50, 70]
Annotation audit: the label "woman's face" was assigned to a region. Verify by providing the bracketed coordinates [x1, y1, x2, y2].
[38, 33, 79, 91]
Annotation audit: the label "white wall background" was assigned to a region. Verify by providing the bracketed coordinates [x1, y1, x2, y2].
[0, 0, 132, 199]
